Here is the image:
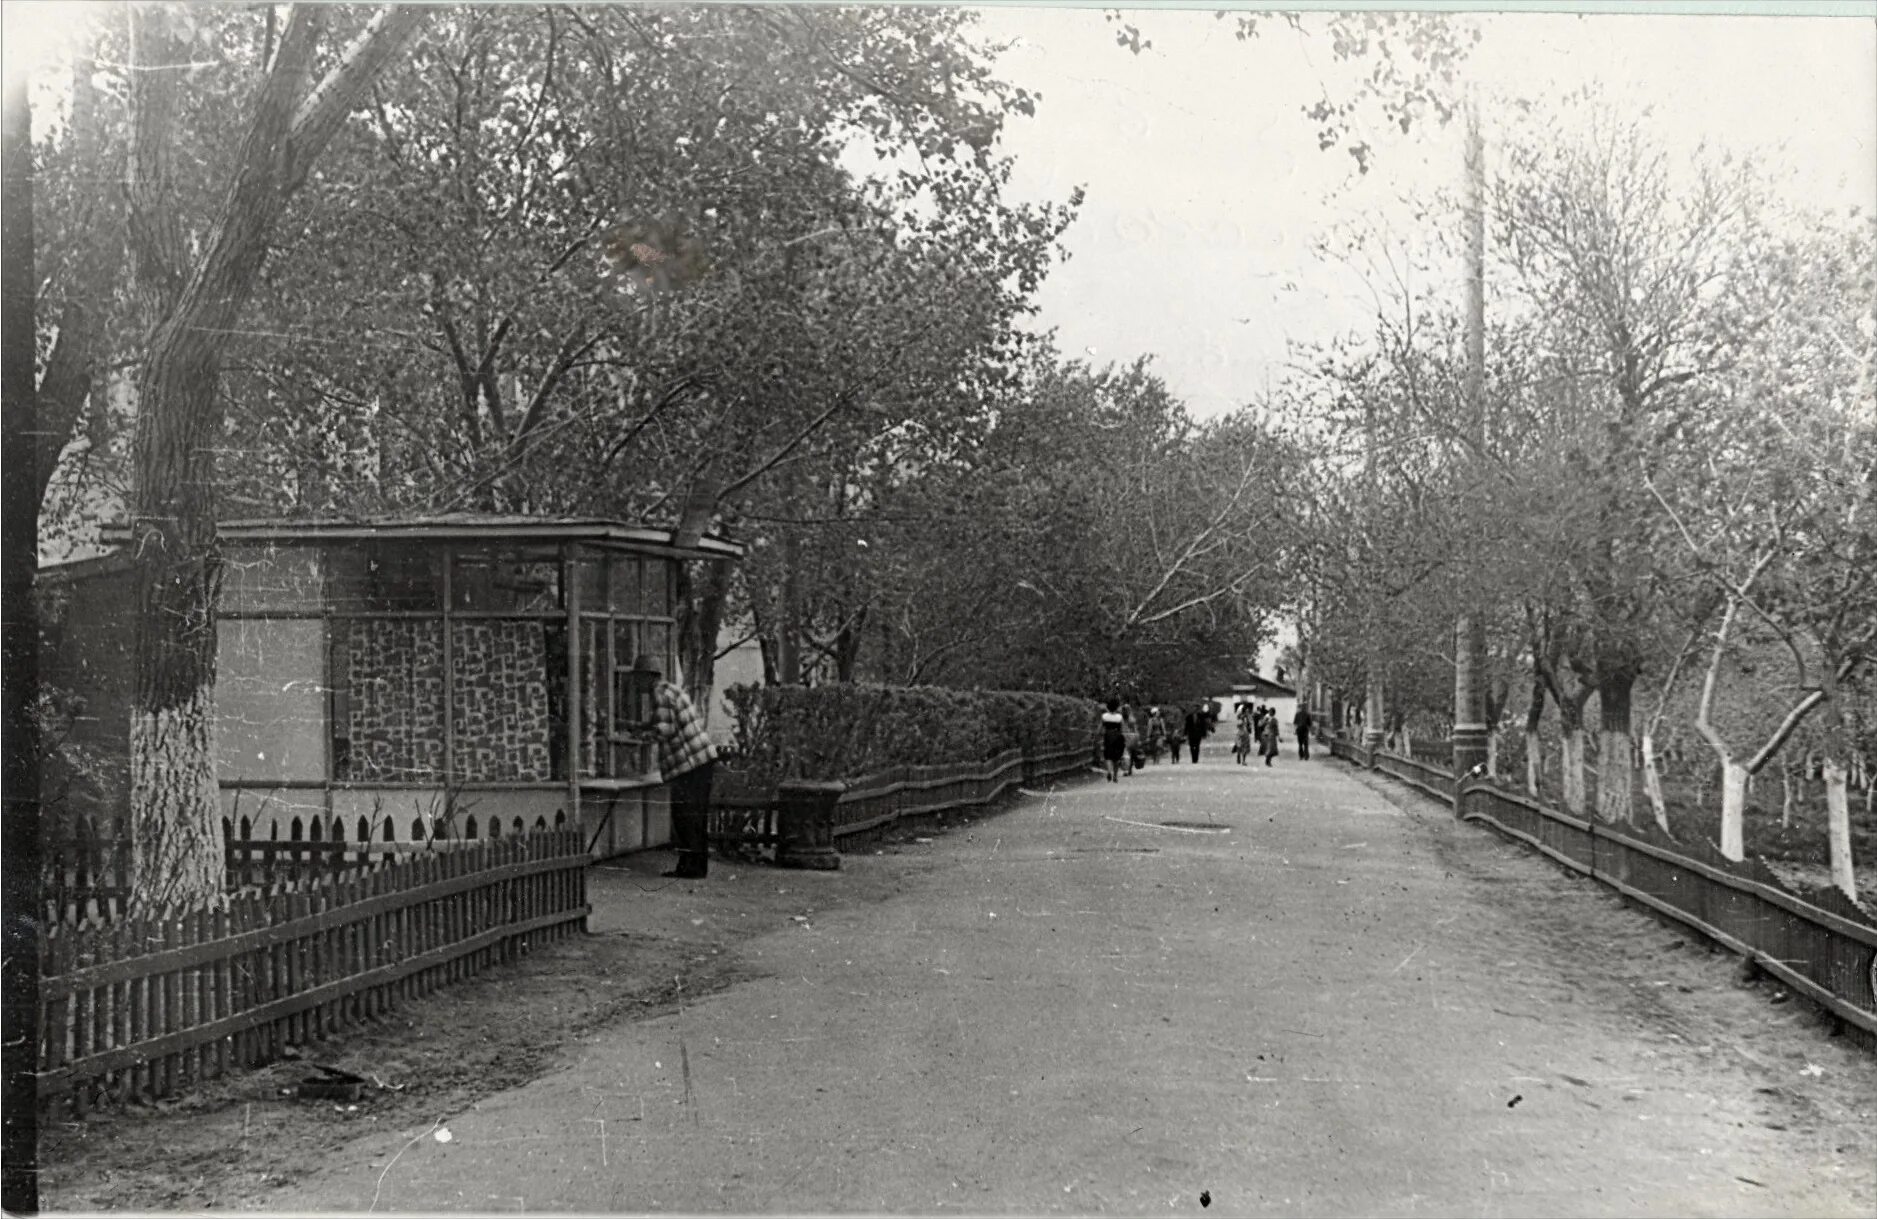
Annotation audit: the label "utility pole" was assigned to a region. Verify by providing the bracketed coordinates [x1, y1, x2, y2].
[1361, 394, 1385, 755]
[1450, 100, 1491, 793]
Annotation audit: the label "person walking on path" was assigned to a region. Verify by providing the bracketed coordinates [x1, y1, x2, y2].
[1259, 708, 1281, 766]
[1234, 704, 1254, 765]
[1293, 704, 1314, 761]
[1183, 702, 1209, 764]
[1099, 697, 1126, 782]
[633, 654, 718, 879]
[1145, 705, 1168, 764]
[1121, 704, 1142, 775]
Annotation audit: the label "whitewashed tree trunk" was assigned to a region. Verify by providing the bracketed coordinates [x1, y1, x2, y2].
[1401, 724, 1414, 760]
[1486, 728, 1500, 778]
[1781, 760, 1796, 828]
[1595, 675, 1636, 825]
[1824, 759, 1856, 900]
[1641, 729, 1672, 836]
[1720, 760, 1749, 862]
[1561, 728, 1586, 815]
[1525, 726, 1542, 797]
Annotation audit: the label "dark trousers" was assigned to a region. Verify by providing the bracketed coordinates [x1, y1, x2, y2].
[670, 760, 715, 876]
[1187, 735, 1202, 763]
[1298, 734, 1311, 760]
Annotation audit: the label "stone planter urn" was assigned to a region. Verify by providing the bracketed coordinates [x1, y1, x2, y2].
[775, 780, 843, 870]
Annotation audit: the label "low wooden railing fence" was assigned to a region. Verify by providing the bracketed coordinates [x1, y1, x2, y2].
[35, 830, 590, 1117]
[1328, 733, 1877, 1047]
[711, 741, 1093, 855]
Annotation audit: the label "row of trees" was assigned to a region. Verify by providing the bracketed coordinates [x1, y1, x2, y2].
[1292, 99, 1875, 897]
[22, 5, 1300, 913]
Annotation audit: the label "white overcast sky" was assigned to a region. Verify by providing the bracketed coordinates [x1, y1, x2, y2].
[972, 4, 1877, 418]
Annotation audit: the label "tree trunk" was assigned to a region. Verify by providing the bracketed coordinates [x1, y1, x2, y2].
[1561, 727, 1587, 815]
[129, 328, 231, 913]
[124, 4, 424, 913]
[1824, 760, 1856, 901]
[1815, 669, 1858, 898]
[757, 631, 778, 687]
[1595, 672, 1635, 825]
[1781, 759, 1796, 829]
[777, 526, 802, 685]
[2, 67, 44, 1216]
[1555, 683, 1591, 815]
[1522, 672, 1545, 797]
[1641, 729, 1672, 837]
[674, 557, 730, 728]
[834, 604, 867, 683]
[1720, 759, 1749, 861]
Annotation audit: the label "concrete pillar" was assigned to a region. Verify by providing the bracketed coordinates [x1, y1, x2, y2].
[1453, 614, 1490, 785]
[1450, 104, 1490, 799]
[1362, 675, 1385, 755]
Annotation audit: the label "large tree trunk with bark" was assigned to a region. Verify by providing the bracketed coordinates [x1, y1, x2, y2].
[1595, 671, 1636, 824]
[124, 5, 424, 913]
[129, 324, 231, 912]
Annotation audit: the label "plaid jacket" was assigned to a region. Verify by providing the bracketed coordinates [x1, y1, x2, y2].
[651, 679, 718, 780]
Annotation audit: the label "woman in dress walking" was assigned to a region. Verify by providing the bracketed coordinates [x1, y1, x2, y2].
[1100, 697, 1127, 782]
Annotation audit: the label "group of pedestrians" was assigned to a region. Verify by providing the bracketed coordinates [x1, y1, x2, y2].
[1230, 703, 1276, 765]
[1099, 699, 1214, 781]
[1230, 702, 1314, 765]
[1101, 697, 1317, 778]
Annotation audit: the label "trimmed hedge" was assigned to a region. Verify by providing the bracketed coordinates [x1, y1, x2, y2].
[719, 683, 1102, 786]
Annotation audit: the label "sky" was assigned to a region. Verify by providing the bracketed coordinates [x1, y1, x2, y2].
[7, 2, 1868, 426]
[969, 5, 1877, 419]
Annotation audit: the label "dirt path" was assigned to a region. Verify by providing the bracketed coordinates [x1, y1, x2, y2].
[40, 755, 1875, 1214]
[250, 755, 1872, 1215]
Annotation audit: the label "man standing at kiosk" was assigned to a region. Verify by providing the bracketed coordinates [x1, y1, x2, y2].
[634, 654, 718, 879]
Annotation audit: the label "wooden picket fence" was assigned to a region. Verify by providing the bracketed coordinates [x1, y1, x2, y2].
[42, 810, 538, 926]
[36, 830, 590, 1116]
[711, 741, 1093, 855]
[1329, 734, 1877, 1049]
[42, 811, 135, 923]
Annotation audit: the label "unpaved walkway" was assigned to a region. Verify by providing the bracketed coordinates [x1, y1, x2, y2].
[268, 755, 1876, 1216]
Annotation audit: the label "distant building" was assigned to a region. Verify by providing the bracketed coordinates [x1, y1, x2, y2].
[1211, 674, 1298, 733]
